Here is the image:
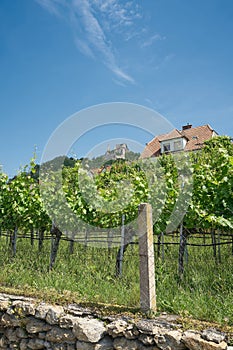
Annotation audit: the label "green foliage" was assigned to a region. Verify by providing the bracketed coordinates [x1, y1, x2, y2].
[186, 136, 233, 230]
[63, 160, 148, 228]
[81, 150, 140, 169]
[39, 156, 76, 173]
[0, 136, 232, 235]
[0, 171, 8, 229]
[0, 160, 50, 232]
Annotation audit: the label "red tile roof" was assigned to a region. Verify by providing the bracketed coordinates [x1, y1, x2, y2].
[140, 124, 217, 158]
[181, 124, 216, 151]
[158, 129, 182, 141]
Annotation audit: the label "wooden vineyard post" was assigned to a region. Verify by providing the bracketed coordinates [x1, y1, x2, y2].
[138, 203, 156, 313]
[116, 214, 125, 277]
[49, 224, 62, 271]
[178, 221, 185, 276]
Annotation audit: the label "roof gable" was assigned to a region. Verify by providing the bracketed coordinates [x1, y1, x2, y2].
[158, 129, 183, 142]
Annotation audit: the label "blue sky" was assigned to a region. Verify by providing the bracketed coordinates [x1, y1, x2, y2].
[1, 0, 233, 176]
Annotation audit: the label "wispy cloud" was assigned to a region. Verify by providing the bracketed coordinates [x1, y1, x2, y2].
[92, 0, 141, 31]
[36, 0, 140, 83]
[35, 0, 64, 17]
[141, 34, 166, 48]
[112, 78, 127, 87]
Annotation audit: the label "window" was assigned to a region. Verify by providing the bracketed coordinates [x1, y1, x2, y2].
[174, 140, 182, 151]
[163, 143, 170, 152]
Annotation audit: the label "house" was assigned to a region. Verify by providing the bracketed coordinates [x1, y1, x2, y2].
[140, 124, 218, 159]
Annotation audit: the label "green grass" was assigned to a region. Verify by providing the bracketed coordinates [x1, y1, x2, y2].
[0, 236, 140, 307]
[1, 234, 233, 327]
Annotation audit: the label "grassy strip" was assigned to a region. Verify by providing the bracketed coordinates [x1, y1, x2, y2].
[1, 234, 233, 329]
[0, 285, 140, 317]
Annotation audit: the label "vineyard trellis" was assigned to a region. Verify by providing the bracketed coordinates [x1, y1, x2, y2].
[1, 226, 233, 275]
[0, 135, 232, 274]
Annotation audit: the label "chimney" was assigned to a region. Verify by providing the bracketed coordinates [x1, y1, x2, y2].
[182, 123, 192, 130]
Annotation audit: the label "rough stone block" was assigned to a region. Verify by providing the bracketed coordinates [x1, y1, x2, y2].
[16, 327, 28, 339]
[73, 318, 105, 343]
[26, 318, 51, 333]
[0, 300, 10, 311]
[27, 338, 45, 349]
[35, 303, 51, 320]
[202, 329, 226, 344]
[46, 305, 65, 325]
[5, 327, 19, 342]
[107, 320, 128, 338]
[46, 326, 76, 343]
[183, 331, 227, 350]
[60, 315, 77, 329]
[76, 340, 94, 350]
[94, 336, 114, 350]
[113, 337, 140, 350]
[12, 300, 36, 316]
[20, 339, 28, 350]
[0, 313, 20, 327]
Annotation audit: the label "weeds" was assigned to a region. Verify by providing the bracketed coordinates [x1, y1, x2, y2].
[0, 234, 233, 326]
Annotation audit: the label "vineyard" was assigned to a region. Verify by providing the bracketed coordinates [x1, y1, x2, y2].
[0, 136, 233, 324]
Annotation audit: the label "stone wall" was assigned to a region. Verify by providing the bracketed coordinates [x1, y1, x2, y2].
[0, 293, 228, 350]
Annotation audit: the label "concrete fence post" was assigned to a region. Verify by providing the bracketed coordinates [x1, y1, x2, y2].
[138, 203, 156, 313]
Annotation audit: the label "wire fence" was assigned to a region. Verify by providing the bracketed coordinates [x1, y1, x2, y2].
[1, 229, 233, 248]
[1, 227, 233, 269]
[1, 225, 233, 324]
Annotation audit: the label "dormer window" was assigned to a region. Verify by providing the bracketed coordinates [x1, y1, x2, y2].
[174, 140, 182, 151]
[163, 143, 171, 152]
[161, 137, 186, 154]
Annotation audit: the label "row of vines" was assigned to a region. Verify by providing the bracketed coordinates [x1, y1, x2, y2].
[0, 136, 232, 270]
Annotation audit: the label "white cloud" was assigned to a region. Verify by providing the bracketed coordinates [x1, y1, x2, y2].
[35, 0, 65, 17]
[111, 66, 135, 84]
[141, 34, 165, 48]
[36, 0, 140, 83]
[92, 0, 141, 28]
[74, 37, 95, 59]
[112, 78, 127, 87]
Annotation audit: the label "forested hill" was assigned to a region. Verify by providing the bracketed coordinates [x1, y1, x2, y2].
[29, 150, 140, 180]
